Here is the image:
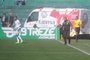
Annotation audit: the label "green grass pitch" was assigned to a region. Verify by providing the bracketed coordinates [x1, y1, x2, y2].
[0, 39, 90, 60]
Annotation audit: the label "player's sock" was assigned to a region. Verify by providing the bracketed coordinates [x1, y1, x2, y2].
[16, 37, 19, 44]
[19, 36, 23, 43]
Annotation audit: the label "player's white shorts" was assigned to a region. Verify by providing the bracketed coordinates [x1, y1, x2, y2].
[15, 27, 21, 36]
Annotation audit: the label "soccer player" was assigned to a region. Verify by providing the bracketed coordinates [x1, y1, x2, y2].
[14, 16, 23, 44]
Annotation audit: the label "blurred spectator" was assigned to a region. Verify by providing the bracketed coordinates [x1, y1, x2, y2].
[0, 12, 8, 27]
[22, 0, 26, 5]
[16, 0, 26, 6]
[8, 12, 14, 27]
[16, 0, 22, 6]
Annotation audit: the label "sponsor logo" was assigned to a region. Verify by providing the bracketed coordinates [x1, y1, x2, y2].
[2, 27, 56, 39]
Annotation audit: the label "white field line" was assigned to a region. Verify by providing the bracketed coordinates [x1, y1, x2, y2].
[58, 40, 90, 56]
